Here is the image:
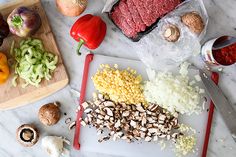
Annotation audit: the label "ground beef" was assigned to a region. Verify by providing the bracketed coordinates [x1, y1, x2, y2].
[132, 0, 154, 27]
[143, 0, 157, 25]
[153, 0, 181, 19]
[119, 1, 137, 32]
[111, 0, 181, 38]
[127, 0, 146, 32]
[111, 6, 137, 38]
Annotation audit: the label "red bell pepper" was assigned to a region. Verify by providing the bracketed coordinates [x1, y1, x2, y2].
[70, 14, 107, 55]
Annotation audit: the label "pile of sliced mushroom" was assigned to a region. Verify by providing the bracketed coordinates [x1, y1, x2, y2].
[80, 93, 182, 143]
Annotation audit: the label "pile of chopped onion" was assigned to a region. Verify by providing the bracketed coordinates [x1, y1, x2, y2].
[144, 68, 201, 115]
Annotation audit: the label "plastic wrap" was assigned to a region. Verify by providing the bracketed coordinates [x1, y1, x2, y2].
[135, 0, 208, 71]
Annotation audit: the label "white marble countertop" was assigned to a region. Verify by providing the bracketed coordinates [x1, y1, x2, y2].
[0, 0, 236, 157]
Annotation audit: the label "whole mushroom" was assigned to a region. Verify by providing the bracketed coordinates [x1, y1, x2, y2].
[16, 124, 39, 147]
[181, 12, 204, 35]
[38, 102, 61, 126]
[163, 24, 180, 42]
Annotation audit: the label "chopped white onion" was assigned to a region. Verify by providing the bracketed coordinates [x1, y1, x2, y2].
[144, 69, 201, 115]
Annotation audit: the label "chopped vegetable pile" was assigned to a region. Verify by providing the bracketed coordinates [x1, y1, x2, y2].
[175, 135, 196, 157]
[12, 38, 58, 87]
[144, 68, 201, 115]
[92, 64, 146, 105]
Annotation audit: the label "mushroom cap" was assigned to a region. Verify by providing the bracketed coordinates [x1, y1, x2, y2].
[16, 124, 39, 147]
[38, 102, 61, 126]
[181, 12, 204, 35]
[163, 24, 180, 42]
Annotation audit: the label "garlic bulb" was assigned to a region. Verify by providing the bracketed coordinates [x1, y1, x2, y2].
[42, 136, 70, 157]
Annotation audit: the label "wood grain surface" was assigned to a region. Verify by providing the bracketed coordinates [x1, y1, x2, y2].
[0, 0, 69, 110]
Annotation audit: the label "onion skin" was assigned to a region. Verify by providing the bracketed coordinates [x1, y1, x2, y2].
[56, 0, 88, 17]
[7, 7, 41, 37]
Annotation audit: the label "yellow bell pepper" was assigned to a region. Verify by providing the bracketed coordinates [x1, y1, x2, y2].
[0, 52, 10, 84]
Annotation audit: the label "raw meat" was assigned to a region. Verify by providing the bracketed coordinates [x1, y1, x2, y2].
[111, 6, 137, 38]
[110, 0, 181, 38]
[119, 1, 137, 32]
[153, 0, 181, 18]
[132, 0, 154, 27]
[127, 0, 146, 32]
[143, 0, 157, 25]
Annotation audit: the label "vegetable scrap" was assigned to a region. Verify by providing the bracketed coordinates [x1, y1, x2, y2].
[144, 68, 202, 115]
[70, 14, 107, 55]
[68, 121, 76, 130]
[12, 38, 58, 87]
[0, 52, 10, 84]
[7, 6, 41, 37]
[92, 64, 146, 105]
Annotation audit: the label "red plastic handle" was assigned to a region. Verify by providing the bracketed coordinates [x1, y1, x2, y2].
[73, 54, 94, 150]
[202, 72, 219, 157]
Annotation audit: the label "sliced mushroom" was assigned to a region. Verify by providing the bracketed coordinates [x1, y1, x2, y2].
[104, 107, 113, 116]
[122, 111, 130, 117]
[98, 93, 105, 101]
[114, 120, 121, 128]
[148, 104, 159, 112]
[84, 108, 93, 113]
[141, 116, 147, 126]
[81, 120, 86, 126]
[130, 120, 137, 128]
[103, 101, 115, 107]
[144, 136, 152, 142]
[159, 114, 166, 121]
[65, 118, 72, 124]
[68, 121, 76, 130]
[80, 95, 181, 143]
[81, 102, 89, 109]
[136, 104, 145, 112]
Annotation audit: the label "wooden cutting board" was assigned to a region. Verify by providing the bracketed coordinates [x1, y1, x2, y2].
[0, 0, 69, 110]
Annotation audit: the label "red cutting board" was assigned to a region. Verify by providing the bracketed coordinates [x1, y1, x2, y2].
[74, 54, 218, 157]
